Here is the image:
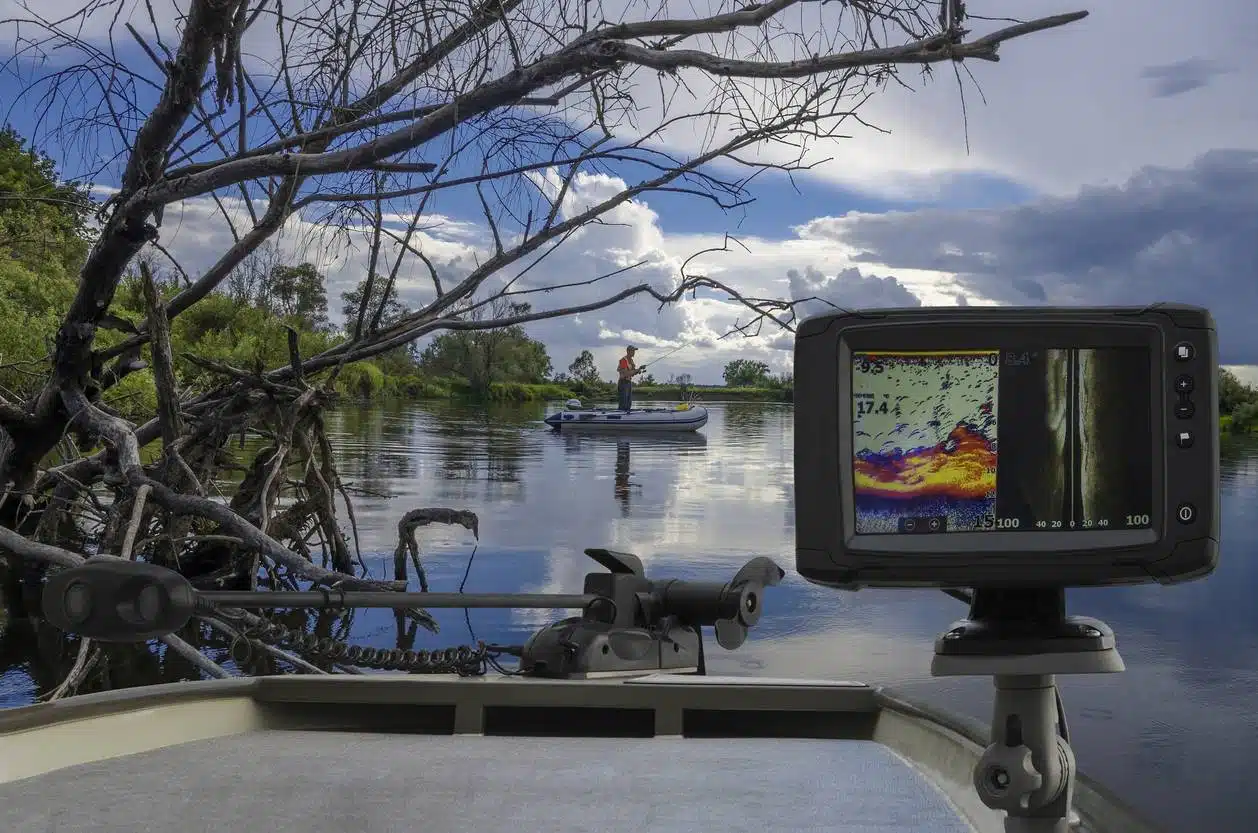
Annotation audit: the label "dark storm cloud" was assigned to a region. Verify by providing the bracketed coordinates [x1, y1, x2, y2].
[800, 150, 1258, 363]
[1140, 58, 1233, 98]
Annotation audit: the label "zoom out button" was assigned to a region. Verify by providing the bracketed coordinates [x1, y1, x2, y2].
[1176, 503, 1195, 524]
[1174, 400, 1195, 419]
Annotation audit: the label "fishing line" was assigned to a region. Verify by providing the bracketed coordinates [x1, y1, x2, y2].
[457, 543, 527, 675]
[639, 341, 692, 370]
[460, 543, 479, 639]
[458, 543, 479, 593]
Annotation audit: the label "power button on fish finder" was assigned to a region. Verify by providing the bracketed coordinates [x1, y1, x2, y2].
[1176, 503, 1196, 524]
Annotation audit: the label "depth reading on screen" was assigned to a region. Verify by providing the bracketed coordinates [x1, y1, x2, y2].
[851, 348, 1154, 535]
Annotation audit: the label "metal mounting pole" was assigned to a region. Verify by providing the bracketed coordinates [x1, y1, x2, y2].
[931, 587, 1125, 833]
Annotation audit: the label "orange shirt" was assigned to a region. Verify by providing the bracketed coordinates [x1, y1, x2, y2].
[618, 356, 636, 380]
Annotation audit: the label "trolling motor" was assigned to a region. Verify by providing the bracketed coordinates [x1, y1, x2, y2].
[41, 549, 784, 679]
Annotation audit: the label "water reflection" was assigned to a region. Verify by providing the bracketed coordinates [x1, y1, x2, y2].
[0, 401, 1253, 833]
[615, 440, 632, 513]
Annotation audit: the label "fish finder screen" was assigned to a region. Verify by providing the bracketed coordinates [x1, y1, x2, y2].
[851, 348, 1154, 535]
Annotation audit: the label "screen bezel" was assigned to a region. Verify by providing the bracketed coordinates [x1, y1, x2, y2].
[837, 321, 1164, 554]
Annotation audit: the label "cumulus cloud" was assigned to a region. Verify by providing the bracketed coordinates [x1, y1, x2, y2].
[795, 149, 1258, 362]
[787, 266, 922, 320]
[150, 170, 865, 383]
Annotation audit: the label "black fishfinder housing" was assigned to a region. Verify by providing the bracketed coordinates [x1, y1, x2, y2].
[794, 303, 1220, 590]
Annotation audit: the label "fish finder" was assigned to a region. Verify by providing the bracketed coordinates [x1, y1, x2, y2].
[794, 303, 1219, 590]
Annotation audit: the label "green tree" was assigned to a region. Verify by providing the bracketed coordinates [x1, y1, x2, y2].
[340, 277, 408, 334]
[723, 359, 771, 387]
[418, 300, 552, 392]
[1232, 401, 1258, 432]
[567, 350, 602, 385]
[0, 125, 94, 272]
[262, 263, 329, 331]
[1219, 368, 1257, 415]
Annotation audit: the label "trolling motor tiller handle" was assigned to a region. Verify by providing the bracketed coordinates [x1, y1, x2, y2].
[41, 549, 784, 678]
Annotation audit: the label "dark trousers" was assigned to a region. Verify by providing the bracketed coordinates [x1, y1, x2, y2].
[617, 379, 633, 411]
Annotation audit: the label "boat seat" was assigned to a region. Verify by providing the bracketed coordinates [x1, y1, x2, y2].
[0, 731, 975, 832]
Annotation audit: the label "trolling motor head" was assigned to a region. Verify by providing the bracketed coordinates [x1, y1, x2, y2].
[519, 549, 784, 678]
[42, 549, 784, 679]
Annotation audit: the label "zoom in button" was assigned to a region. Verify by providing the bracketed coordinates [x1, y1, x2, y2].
[1176, 503, 1195, 524]
[1174, 375, 1194, 394]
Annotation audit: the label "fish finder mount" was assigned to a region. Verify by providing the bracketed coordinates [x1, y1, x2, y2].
[932, 586, 1123, 833]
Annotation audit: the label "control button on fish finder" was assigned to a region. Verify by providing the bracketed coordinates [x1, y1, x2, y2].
[1176, 503, 1196, 524]
[928, 518, 941, 531]
[1174, 400, 1194, 419]
[1173, 342, 1195, 361]
[903, 519, 917, 532]
[1174, 375, 1194, 394]
[1175, 430, 1194, 449]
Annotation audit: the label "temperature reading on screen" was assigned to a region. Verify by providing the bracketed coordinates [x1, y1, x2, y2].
[851, 348, 1154, 535]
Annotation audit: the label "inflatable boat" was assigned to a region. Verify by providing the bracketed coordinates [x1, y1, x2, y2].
[543, 399, 708, 432]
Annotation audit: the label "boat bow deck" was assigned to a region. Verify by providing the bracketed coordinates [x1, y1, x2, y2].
[0, 674, 1159, 833]
[2, 731, 973, 833]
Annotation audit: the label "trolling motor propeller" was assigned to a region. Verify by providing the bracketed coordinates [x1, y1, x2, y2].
[41, 549, 784, 679]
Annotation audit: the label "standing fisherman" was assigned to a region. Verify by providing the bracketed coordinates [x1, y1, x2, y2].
[617, 345, 644, 411]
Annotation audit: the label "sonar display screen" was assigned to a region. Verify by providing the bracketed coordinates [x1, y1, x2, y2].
[851, 348, 1154, 535]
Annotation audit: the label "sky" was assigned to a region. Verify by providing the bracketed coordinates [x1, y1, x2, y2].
[1, 0, 1255, 385]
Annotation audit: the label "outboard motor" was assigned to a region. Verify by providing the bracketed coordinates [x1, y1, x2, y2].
[566, 398, 583, 410]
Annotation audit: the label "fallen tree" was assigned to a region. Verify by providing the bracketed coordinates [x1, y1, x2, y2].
[0, 0, 1087, 693]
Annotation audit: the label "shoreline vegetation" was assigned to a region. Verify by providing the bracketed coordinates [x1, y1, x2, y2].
[393, 377, 793, 404]
[1219, 369, 1258, 433]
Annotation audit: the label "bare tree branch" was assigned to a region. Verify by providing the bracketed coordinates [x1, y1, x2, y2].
[0, 0, 1089, 678]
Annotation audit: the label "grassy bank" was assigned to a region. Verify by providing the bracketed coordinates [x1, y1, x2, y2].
[376, 378, 794, 403]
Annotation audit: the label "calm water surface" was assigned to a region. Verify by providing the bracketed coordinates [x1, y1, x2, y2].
[2, 399, 1256, 833]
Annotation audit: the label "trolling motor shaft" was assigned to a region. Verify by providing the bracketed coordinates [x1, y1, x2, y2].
[42, 549, 784, 678]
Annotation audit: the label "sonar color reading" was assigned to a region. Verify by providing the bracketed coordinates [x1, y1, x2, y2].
[852, 351, 999, 534]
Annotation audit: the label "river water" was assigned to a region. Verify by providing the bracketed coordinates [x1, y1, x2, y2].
[1, 399, 1255, 833]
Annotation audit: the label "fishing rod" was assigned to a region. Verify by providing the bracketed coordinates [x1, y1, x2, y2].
[637, 342, 691, 371]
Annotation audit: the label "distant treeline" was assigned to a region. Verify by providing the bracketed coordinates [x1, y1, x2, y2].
[1220, 369, 1258, 432]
